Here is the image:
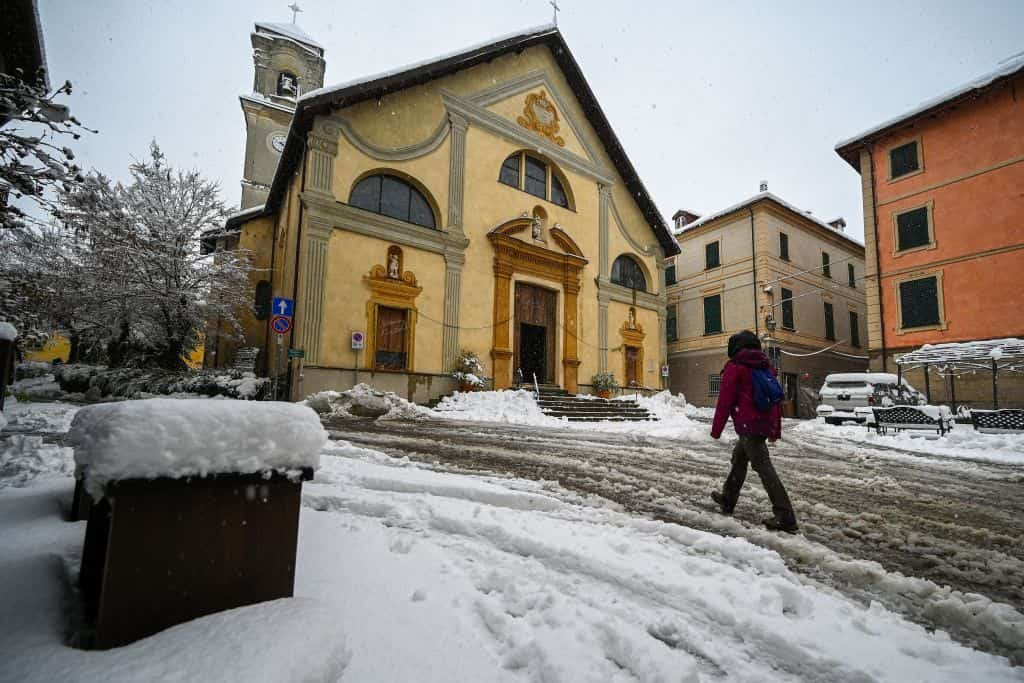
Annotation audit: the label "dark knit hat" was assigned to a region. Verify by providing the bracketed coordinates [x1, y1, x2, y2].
[727, 330, 761, 358]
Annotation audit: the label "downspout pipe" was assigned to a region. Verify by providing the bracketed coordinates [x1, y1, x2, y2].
[867, 145, 887, 371]
[749, 207, 758, 336]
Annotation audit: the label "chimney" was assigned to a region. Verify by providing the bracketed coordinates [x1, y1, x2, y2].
[828, 217, 847, 232]
[759, 180, 768, 193]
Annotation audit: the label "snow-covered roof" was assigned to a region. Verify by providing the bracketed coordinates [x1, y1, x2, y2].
[254, 21, 323, 50]
[836, 53, 1024, 155]
[896, 338, 1024, 370]
[300, 23, 557, 103]
[672, 191, 865, 249]
[70, 398, 326, 496]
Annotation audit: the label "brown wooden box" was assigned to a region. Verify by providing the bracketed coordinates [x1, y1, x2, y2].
[79, 468, 313, 649]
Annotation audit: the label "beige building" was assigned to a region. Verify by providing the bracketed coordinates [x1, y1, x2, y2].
[666, 191, 868, 414]
[208, 22, 680, 403]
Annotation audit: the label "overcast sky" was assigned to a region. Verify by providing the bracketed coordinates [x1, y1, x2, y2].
[38, 0, 1024, 243]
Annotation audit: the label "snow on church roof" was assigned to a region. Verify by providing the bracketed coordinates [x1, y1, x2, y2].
[254, 21, 323, 51]
[835, 52, 1024, 163]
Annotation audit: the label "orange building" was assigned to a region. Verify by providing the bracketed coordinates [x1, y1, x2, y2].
[836, 55, 1024, 407]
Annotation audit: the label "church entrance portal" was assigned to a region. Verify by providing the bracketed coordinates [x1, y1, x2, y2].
[514, 283, 556, 384]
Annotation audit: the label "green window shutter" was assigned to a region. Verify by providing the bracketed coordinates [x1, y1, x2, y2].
[780, 287, 794, 330]
[896, 206, 930, 251]
[705, 242, 720, 269]
[703, 295, 722, 335]
[899, 277, 940, 328]
[890, 141, 920, 178]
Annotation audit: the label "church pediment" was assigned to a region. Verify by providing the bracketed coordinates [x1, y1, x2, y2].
[471, 71, 596, 164]
[489, 215, 587, 262]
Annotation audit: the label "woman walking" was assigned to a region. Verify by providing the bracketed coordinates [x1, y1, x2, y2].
[709, 331, 799, 533]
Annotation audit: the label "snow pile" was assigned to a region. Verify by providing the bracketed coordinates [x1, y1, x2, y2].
[0, 400, 78, 435]
[0, 321, 17, 341]
[69, 399, 326, 496]
[790, 419, 1024, 466]
[432, 389, 560, 425]
[8, 374, 63, 401]
[0, 436, 74, 489]
[628, 390, 687, 420]
[303, 383, 431, 420]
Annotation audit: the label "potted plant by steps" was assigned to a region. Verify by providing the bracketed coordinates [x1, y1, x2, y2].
[452, 349, 485, 392]
[591, 371, 618, 399]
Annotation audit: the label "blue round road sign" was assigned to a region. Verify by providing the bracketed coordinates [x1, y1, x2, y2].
[270, 315, 292, 334]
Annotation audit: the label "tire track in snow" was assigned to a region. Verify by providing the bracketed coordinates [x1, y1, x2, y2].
[325, 417, 1024, 663]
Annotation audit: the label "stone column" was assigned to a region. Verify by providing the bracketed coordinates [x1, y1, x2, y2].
[491, 253, 514, 389]
[297, 217, 331, 364]
[446, 112, 468, 234]
[442, 249, 465, 371]
[598, 184, 611, 277]
[562, 275, 582, 393]
[598, 294, 609, 373]
[657, 254, 669, 382]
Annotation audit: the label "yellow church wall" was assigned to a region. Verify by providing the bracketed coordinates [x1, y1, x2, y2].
[232, 40, 671, 400]
[608, 300, 660, 389]
[23, 336, 70, 363]
[316, 230, 447, 373]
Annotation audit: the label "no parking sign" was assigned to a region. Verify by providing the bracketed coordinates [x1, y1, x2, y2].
[271, 315, 292, 334]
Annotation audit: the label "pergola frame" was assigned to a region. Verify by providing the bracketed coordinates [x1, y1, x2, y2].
[895, 338, 1024, 411]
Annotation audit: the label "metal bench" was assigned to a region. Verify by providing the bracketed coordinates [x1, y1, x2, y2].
[871, 406, 952, 436]
[969, 409, 1024, 434]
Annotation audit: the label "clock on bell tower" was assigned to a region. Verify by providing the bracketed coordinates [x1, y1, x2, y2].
[238, 14, 325, 209]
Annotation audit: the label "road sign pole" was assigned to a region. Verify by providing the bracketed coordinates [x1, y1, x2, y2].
[354, 349, 359, 385]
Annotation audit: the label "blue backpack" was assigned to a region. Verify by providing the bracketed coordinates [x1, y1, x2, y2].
[751, 367, 785, 411]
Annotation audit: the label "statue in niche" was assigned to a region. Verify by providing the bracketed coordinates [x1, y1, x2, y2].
[388, 252, 400, 279]
[532, 215, 542, 240]
[628, 307, 637, 330]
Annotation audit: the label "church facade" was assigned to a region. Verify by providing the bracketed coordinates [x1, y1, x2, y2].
[215, 22, 679, 402]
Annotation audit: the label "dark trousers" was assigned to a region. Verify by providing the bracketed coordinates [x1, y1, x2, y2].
[721, 435, 797, 525]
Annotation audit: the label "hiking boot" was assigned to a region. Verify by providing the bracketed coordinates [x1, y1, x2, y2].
[710, 491, 733, 515]
[763, 517, 799, 534]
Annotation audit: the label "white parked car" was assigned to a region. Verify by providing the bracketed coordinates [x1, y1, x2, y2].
[816, 373, 924, 425]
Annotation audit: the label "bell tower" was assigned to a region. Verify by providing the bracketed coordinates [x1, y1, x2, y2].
[239, 13, 325, 209]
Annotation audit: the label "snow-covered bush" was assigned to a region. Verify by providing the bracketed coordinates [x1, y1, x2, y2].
[52, 364, 269, 400]
[14, 361, 52, 380]
[451, 349, 485, 389]
[303, 384, 429, 420]
[591, 372, 619, 393]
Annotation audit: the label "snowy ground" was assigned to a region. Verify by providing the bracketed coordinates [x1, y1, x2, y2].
[790, 418, 1024, 466]
[2, 397, 1024, 680]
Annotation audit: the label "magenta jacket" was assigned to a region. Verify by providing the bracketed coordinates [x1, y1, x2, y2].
[710, 348, 783, 440]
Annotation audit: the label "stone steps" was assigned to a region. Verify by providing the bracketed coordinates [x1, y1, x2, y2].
[535, 387, 654, 422]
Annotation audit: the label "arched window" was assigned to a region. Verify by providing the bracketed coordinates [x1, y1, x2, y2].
[253, 280, 272, 320]
[349, 174, 436, 229]
[498, 152, 572, 209]
[277, 71, 298, 97]
[611, 255, 647, 291]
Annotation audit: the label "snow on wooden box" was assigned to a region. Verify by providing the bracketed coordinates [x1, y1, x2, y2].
[69, 398, 326, 497]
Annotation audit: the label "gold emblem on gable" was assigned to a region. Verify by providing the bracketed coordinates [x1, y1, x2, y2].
[516, 91, 565, 147]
